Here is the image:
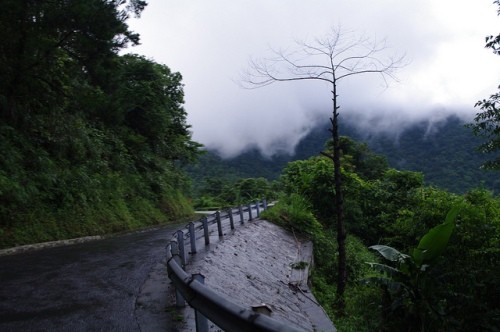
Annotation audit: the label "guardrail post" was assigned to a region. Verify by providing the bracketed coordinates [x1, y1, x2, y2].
[203, 217, 210, 245]
[216, 211, 223, 237]
[166, 244, 172, 260]
[176, 230, 186, 265]
[173, 255, 186, 307]
[238, 205, 244, 224]
[228, 208, 235, 230]
[170, 240, 179, 256]
[192, 274, 209, 332]
[263, 198, 268, 210]
[189, 222, 197, 254]
[247, 203, 253, 221]
[255, 200, 260, 218]
[169, 241, 186, 307]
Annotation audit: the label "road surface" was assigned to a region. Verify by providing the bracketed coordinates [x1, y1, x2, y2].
[0, 224, 182, 332]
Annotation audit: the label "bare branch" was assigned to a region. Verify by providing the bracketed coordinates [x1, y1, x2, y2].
[241, 26, 405, 90]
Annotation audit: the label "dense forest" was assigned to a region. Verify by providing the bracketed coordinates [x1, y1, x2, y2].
[0, 1, 201, 248]
[261, 141, 499, 331]
[189, 115, 499, 195]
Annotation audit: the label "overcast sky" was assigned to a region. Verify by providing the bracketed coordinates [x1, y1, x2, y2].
[126, 0, 500, 157]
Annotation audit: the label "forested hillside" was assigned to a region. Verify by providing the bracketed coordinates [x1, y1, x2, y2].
[0, 1, 200, 248]
[352, 116, 499, 193]
[263, 143, 499, 331]
[192, 115, 499, 194]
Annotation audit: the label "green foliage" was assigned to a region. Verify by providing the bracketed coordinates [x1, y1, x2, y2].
[0, 1, 201, 248]
[366, 117, 500, 193]
[193, 196, 223, 211]
[271, 136, 499, 330]
[485, 1, 500, 54]
[412, 205, 459, 266]
[334, 285, 383, 332]
[336, 136, 389, 180]
[290, 261, 309, 270]
[470, 86, 500, 170]
[261, 194, 322, 236]
[279, 151, 432, 247]
[280, 156, 335, 223]
[236, 177, 271, 201]
[355, 172, 460, 250]
[431, 188, 500, 330]
[193, 175, 277, 209]
[366, 205, 460, 331]
[276, 137, 389, 228]
[312, 232, 383, 331]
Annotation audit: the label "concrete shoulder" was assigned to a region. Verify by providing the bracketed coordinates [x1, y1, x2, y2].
[180, 219, 336, 332]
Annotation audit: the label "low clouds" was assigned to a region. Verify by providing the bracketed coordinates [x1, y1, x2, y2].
[127, 0, 500, 157]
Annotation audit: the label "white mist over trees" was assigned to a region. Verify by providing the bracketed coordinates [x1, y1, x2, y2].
[127, 0, 500, 158]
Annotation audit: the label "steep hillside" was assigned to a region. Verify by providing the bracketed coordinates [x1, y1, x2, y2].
[0, 2, 200, 248]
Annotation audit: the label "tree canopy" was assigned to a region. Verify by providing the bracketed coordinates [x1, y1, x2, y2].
[265, 136, 499, 331]
[0, 0, 201, 248]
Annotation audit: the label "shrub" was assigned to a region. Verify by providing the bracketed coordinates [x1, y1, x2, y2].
[261, 193, 322, 236]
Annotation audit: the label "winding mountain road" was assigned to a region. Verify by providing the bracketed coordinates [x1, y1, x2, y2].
[0, 224, 182, 332]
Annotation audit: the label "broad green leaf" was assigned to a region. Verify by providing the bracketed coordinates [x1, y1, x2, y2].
[412, 204, 461, 266]
[444, 203, 461, 224]
[369, 244, 409, 262]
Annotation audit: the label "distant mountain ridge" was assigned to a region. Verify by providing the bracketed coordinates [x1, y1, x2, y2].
[190, 115, 499, 194]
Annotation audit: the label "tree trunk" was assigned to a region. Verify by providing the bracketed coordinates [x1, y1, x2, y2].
[331, 82, 346, 312]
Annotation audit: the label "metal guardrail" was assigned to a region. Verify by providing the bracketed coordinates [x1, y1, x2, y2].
[166, 200, 307, 332]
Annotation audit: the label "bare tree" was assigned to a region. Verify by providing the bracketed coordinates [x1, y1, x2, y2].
[243, 27, 404, 311]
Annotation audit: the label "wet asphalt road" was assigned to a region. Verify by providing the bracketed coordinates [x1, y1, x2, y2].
[0, 224, 181, 332]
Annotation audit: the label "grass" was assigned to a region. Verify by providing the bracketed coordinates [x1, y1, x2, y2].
[0, 191, 196, 249]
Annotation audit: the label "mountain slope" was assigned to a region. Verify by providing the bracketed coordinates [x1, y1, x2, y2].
[190, 116, 499, 194]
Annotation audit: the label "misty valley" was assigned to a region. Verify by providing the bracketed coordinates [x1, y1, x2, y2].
[190, 115, 499, 195]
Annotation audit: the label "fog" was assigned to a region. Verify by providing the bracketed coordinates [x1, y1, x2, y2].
[127, 0, 500, 157]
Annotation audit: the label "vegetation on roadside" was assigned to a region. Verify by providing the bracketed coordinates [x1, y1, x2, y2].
[190, 174, 278, 210]
[261, 137, 499, 331]
[0, 1, 201, 248]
